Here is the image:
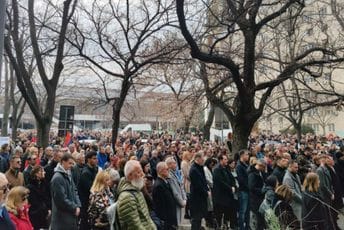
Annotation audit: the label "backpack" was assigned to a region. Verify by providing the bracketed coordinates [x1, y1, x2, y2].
[264, 200, 282, 230]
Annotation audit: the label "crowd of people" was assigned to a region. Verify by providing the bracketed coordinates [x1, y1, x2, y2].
[0, 130, 343, 230]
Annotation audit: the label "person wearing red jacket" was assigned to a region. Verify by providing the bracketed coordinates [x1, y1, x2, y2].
[6, 186, 33, 230]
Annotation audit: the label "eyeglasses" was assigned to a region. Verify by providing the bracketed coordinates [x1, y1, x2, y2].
[22, 195, 29, 201]
[0, 184, 9, 193]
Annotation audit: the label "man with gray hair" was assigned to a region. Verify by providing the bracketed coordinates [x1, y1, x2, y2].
[153, 161, 178, 229]
[71, 152, 85, 187]
[166, 156, 186, 225]
[44, 146, 63, 185]
[40, 146, 53, 167]
[13, 146, 23, 157]
[117, 160, 156, 229]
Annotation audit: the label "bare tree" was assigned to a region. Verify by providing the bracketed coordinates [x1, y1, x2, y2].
[150, 53, 205, 132]
[1, 56, 10, 136]
[261, 4, 344, 141]
[69, 0, 182, 149]
[0, 0, 7, 82]
[176, 0, 344, 153]
[308, 107, 338, 135]
[4, 0, 77, 147]
[9, 58, 26, 141]
[330, 0, 344, 30]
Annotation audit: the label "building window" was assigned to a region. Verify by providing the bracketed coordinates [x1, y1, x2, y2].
[304, 75, 315, 84]
[277, 98, 282, 109]
[304, 91, 310, 99]
[328, 123, 335, 132]
[306, 28, 313, 36]
[319, 7, 327, 17]
[324, 73, 331, 81]
[303, 15, 312, 22]
[312, 124, 319, 132]
[278, 117, 283, 129]
[302, 43, 315, 53]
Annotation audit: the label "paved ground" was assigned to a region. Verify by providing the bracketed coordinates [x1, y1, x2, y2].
[178, 209, 344, 230]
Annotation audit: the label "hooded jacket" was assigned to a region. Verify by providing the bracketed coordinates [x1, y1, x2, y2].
[116, 178, 156, 230]
[50, 163, 81, 230]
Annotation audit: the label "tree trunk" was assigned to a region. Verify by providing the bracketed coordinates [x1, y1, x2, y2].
[294, 123, 302, 143]
[203, 103, 215, 141]
[36, 119, 51, 148]
[321, 124, 326, 135]
[0, 0, 7, 83]
[2, 57, 10, 136]
[11, 119, 18, 141]
[111, 102, 121, 152]
[11, 98, 25, 141]
[231, 118, 255, 156]
[183, 118, 191, 133]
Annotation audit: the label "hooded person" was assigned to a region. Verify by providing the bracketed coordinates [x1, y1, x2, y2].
[50, 153, 81, 230]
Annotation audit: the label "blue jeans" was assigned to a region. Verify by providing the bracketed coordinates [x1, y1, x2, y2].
[238, 191, 250, 230]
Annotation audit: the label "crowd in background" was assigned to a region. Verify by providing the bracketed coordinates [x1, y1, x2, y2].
[0, 130, 343, 230]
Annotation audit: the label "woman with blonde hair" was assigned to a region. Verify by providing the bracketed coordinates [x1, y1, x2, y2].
[87, 171, 114, 230]
[6, 186, 33, 230]
[181, 150, 193, 219]
[302, 172, 328, 230]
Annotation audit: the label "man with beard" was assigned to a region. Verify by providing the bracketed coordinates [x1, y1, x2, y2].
[117, 160, 156, 229]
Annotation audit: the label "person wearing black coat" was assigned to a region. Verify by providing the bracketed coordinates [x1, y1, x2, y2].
[152, 162, 177, 230]
[272, 157, 288, 184]
[326, 158, 342, 230]
[334, 152, 344, 197]
[78, 151, 98, 230]
[213, 154, 235, 228]
[150, 150, 160, 180]
[236, 150, 250, 230]
[274, 185, 300, 230]
[44, 150, 63, 185]
[302, 173, 328, 230]
[189, 152, 209, 230]
[248, 159, 267, 230]
[27, 166, 51, 230]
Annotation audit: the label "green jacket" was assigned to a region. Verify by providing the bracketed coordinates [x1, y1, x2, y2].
[117, 178, 156, 230]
